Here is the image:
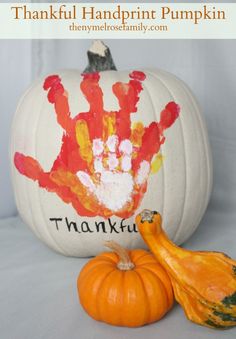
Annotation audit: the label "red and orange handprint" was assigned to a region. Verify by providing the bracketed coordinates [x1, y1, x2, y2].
[14, 71, 180, 218]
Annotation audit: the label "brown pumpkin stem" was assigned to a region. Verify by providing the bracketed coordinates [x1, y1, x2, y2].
[104, 240, 135, 271]
[83, 40, 117, 74]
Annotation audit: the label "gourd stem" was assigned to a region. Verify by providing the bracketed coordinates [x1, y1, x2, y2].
[104, 240, 135, 271]
[83, 40, 117, 73]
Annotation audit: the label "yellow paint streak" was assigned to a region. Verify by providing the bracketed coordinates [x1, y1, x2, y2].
[151, 154, 164, 174]
[76, 120, 93, 164]
[103, 113, 116, 140]
[131, 122, 144, 146]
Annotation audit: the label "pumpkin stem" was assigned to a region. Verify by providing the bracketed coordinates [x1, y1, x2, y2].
[104, 240, 135, 271]
[83, 40, 117, 74]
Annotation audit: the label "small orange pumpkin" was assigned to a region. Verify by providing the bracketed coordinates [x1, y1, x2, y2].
[77, 241, 173, 327]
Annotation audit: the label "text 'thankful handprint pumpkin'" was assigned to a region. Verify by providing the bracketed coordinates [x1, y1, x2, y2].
[14, 71, 180, 219]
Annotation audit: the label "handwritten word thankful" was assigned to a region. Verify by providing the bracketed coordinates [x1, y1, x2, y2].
[49, 217, 138, 234]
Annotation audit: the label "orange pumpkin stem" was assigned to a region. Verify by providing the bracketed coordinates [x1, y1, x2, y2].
[104, 240, 135, 271]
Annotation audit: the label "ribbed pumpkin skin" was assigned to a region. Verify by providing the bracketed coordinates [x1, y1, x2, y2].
[10, 69, 212, 256]
[77, 249, 173, 327]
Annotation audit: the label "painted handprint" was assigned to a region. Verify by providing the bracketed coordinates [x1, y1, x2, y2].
[14, 71, 180, 218]
[78, 136, 150, 212]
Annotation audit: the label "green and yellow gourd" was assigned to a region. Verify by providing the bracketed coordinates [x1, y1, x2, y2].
[136, 209, 236, 329]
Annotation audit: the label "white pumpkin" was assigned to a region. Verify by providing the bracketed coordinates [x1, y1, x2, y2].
[10, 60, 212, 257]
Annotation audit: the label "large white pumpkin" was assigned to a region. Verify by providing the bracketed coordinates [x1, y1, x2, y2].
[10, 66, 212, 257]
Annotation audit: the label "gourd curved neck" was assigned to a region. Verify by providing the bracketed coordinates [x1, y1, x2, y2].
[146, 231, 188, 271]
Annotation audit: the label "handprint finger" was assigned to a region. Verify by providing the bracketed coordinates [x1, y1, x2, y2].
[80, 73, 104, 139]
[113, 72, 145, 140]
[107, 153, 119, 171]
[106, 135, 118, 153]
[159, 102, 180, 132]
[92, 139, 104, 156]
[77, 171, 96, 192]
[119, 139, 133, 155]
[121, 155, 132, 172]
[14, 152, 43, 181]
[132, 122, 160, 174]
[75, 120, 93, 167]
[135, 161, 150, 186]
[43, 75, 73, 133]
[94, 157, 104, 173]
